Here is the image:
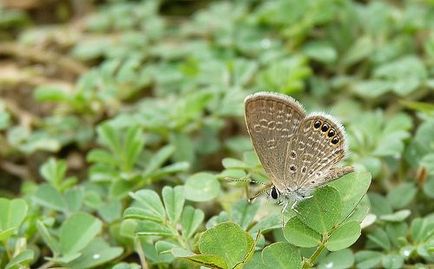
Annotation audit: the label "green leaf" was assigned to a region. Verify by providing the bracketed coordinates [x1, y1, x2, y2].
[184, 172, 221, 202]
[347, 195, 370, 223]
[231, 200, 260, 229]
[423, 176, 434, 199]
[385, 222, 407, 248]
[170, 247, 193, 258]
[326, 221, 361, 251]
[162, 186, 185, 223]
[353, 80, 392, 98]
[222, 158, 248, 169]
[112, 262, 141, 269]
[143, 145, 175, 176]
[261, 242, 302, 269]
[135, 220, 173, 237]
[303, 41, 337, 63]
[228, 58, 258, 86]
[128, 189, 165, 221]
[65, 188, 84, 212]
[380, 209, 411, 222]
[34, 86, 70, 102]
[329, 172, 371, 221]
[382, 254, 404, 269]
[249, 213, 281, 235]
[219, 168, 247, 180]
[411, 217, 434, 243]
[136, 238, 169, 263]
[257, 56, 312, 94]
[368, 193, 393, 216]
[36, 220, 60, 255]
[183, 254, 227, 269]
[53, 247, 82, 263]
[386, 182, 417, 209]
[367, 228, 391, 251]
[355, 250, 382, 269]
[98, 200, 122, 222]
[181, 206, 204, 239]
[123, 126, 145, 170]
[97, 124, 121, 153]
[244, 252, 264, 269]
[318, 249, 354, 269]
[373, 56, 427, 96]
[342, 36, 374, 66]
[59, 212, 102, 256]
[170, 132, 195, 164]
[66, 238, 123, 269]
[0, 198, 28, 239]
[32, 184, 68, 213]
[154, 240, 177, 263]
[400, 100, 434, 116]
[5, 249, 34, 269]
[283, 216, 321, 248]
[0, 228, 17, 241]
[86, 149, 116, 166]
[40, 158, 67, 188]
[110, 180, 134, 199]
[405, 120, 434, 167]
[123, 207, 163, 223]
[199, 222, 254, 269]
[297, 186, 342, 234]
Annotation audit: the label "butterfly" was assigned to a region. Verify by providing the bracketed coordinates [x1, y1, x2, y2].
[244, 92, 353, 211]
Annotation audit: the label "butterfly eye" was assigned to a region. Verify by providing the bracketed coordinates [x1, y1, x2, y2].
[270, 186, 279, 199]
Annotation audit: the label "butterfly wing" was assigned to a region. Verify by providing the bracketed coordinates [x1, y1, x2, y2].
[284, 113, 351, 190]
[244, 92, 306, 191]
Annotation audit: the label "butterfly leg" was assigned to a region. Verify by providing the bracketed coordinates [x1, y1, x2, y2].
[281, 201, 290, 226]
[291, 200, 300, 214]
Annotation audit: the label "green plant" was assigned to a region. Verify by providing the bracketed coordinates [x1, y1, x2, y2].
[0, 0, 433, 268]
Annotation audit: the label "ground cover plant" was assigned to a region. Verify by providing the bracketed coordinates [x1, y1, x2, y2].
[0, 0, 433, 268]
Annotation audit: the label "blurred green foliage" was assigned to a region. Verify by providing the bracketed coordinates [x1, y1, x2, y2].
[0, 0, 433, 268]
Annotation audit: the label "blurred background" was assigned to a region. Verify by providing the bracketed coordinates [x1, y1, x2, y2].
[0, 0, 433, 268]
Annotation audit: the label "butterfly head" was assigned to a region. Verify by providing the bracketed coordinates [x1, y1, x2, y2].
[268, 185, 313, 204]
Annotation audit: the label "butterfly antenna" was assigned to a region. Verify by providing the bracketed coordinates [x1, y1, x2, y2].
[223, 175, 267, 185]
[223, 176, 249, 183]
[248, 183, 272, 203]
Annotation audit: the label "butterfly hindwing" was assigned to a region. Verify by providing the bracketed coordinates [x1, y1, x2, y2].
[284, 113, 349, 190]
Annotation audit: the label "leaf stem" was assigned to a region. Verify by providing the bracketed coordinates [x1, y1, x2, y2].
[303, 190, 368, 268]
[135, 236, 149, 269]
[36, 261, 55, 269]
[302, 242, 326, 269]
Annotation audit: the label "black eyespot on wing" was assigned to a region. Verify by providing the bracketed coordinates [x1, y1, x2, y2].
[290, 165, 296, 172]
[321, 123, 329, 132]
[291, 151, 296, 158]
[271, 186, 279, 199]
[314, 120, 321, 129]
[332, 136, 339, 144]
[328, 129, 335, 137]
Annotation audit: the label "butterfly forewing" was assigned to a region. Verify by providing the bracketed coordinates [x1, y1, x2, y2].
[284, 114, 348, 190]
[244, 92, 305, 191]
